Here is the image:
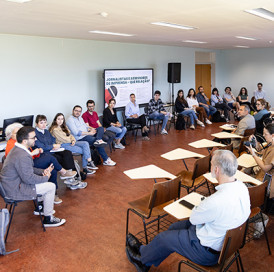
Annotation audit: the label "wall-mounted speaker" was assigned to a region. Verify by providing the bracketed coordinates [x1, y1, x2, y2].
[168, 63, 181, 83]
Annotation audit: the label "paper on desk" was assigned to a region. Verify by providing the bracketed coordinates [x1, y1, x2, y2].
[237, 154, 259, 168]
[50, 147, 65, 153]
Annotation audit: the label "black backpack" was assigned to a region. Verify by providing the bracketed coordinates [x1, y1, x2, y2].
[175, 114, 186, 130]
[212, 111, 226, 123]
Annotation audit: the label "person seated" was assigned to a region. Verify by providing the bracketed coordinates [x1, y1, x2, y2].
[125, 150, 250, 271]
[231, 105, 255, 149]
[103, 99, 127, 149]
[82, 99, 115, 146]
[253, 99, 270, 121]
[67, 105, 116, 166]
[0, 126, 66, 227]
[252, 82, 267, 110]
[5, 122, 76, 204]
[49, 113, 97, 175]
[125, 93, 150, 141]
[245, 123, 274, 199]
[147, 90, 171, 135]
[211, 87, 233, 122]
[175, 89, 203, 130]
[34, 115, 87, 190]
[237, 87, 249, 105]
[186, 88, 212, 126]
[223, 87, 240, 113]
[196, 86, 217, 119]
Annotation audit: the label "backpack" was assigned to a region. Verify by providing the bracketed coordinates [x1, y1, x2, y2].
[0, 208, 19, 255]
[74, 160, 87, 181]
[211, 111, 226, 123]
[175, 114, 186, 130]
[91, 149, 102, 166]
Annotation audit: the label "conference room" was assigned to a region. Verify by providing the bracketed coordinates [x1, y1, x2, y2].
[0, 1, 274, 271]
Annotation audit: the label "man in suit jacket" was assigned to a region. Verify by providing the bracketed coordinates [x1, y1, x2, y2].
[0, 126, 66, 227]
[231, 105, 255, 149]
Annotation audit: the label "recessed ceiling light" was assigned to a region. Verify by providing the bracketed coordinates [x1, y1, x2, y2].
[245, 8, 274, 21]
[234, 45, 250, 48]
[235, 36, 258, 41]
[89, 31, 134, 37]
[151, 22, 196, 30]
[183, 40, 207, 44]
[6, 0, 32, 3]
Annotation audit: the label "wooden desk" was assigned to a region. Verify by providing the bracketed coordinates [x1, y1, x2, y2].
[219, 124, 237, 131]
[203, 170, 262, 186]
[211, 132, 242, 139]
[123, 164, 176, 182]
[237, 153, 259, 168]
[188, 139, 225, 152]
[161, 148, 204, 170]
[163, 192, 205, 220]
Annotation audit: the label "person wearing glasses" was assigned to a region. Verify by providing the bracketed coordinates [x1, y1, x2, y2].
[253, 99, 270, 121]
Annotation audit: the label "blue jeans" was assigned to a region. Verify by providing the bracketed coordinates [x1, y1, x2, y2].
[61, 141, 91, 168]
[179, 109, 197, 125]
[33, 153, 62, 190]
[201, 105, 217, 117]
[95, 126, 104, 140]
[140, 220, 219, 267]
[79, 135, 108, 162]
[149, 112, 169, 130]
[106, 126, 127, 140]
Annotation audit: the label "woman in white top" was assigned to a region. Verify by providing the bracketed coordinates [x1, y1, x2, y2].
[186, 88, 212, 126]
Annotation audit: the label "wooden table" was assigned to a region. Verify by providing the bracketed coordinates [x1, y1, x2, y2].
[163, 192, 205, 220]
[123, 164, 176, 183]
[188, 139, 226, 153]
[211, 132, 242, 139]
[203, 170, 262, 186]
[161, 148, 204, 171]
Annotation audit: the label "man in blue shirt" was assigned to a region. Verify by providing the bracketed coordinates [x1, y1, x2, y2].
[196, 86, 217, 118]
[125, 150, 250, 271]
[125, 93, 150, 141]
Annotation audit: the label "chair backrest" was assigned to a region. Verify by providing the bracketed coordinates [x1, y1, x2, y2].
[244, 128, 256, 136]
[248, 177, 270, 209]
[192, 154, 211, 180]
[147, 177, 181, 209]
[218, 143, 233, 152]
[218, 221, 248, 266]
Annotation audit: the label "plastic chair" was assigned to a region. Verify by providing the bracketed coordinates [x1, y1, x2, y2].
[126, 177, 181, 244]
[0, 182, 45, 243]
[178, 220, 248, 272]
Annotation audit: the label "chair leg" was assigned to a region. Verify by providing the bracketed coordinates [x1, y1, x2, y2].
[5, 203, 16, 243]
[260, 212, 271, 255]
[206, 181, 211, 195]
[142, 218, 149, 244]
[237, 251, 245, 272]
[34, 199, 46, 232]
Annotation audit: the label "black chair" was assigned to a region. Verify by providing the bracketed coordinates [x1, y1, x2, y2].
[122, 111, 142, 142]
[255, 112, 271, 136]
[0, 182, 45, 243]
[98, 115, 115, 153]
[144, 106, 163, 135]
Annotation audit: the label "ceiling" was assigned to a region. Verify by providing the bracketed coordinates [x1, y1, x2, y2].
[0, 0, 274, 49]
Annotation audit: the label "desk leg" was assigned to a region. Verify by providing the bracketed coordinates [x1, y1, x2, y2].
[182, 159, 189, 171]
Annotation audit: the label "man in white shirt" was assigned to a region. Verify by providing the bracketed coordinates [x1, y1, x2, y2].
[254, 82, 267, 101]
[125, 150, 250, 271]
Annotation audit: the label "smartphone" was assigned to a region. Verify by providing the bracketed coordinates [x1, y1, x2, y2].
[179, 199, 195, 210]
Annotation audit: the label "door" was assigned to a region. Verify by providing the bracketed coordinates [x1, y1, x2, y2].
[195, 64, 211, 98]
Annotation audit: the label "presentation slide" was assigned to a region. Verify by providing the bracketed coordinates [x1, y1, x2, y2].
[104, 69, 153, 108]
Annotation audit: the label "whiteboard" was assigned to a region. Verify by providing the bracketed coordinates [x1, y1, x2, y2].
[104, 69, 153, 108]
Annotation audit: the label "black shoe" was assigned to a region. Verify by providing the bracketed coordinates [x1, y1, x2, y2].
[83, 168, 96, 175]
[126, 233, 142, 254]
[125, 246, 150, 272]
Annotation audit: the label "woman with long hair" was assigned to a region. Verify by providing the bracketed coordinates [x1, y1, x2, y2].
[49, 113, 96, 175]
[175, 89, 204, 129]
[253, 99, 270, 121]
[186, 88, 212, 126]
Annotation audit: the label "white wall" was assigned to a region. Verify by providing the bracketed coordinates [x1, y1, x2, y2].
[215, 47, 274, 106]
[0, 34, 198, 125]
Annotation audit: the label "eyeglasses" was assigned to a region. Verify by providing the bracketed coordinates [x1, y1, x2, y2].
[28, 136, 37, 140]
[256, 103, 261, 106]
[74, 110, 82, 113]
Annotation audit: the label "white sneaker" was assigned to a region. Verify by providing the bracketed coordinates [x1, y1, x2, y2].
[205, 119, 212, 125]
[68, 181, 88, 190]
[197, 120, 205, 127]
[64, 178, 79, 186]
[190, 125, 195, 130]
[114, 143, 125, 149]
[103, 158, 116, 166]
[161, 129, 168, 135]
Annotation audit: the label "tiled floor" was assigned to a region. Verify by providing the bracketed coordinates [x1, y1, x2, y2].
[0, 122, 273, 271]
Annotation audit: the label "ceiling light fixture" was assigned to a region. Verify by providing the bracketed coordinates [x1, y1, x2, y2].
[234, 45, 250, 48]
[6, 0, 32, 3]
[183, 40, 207, 44]
[151, 22, 196, 30]
[235, 36, 258, 41]
[89, 30, 134, 37]
[245, 8, 274, 21]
